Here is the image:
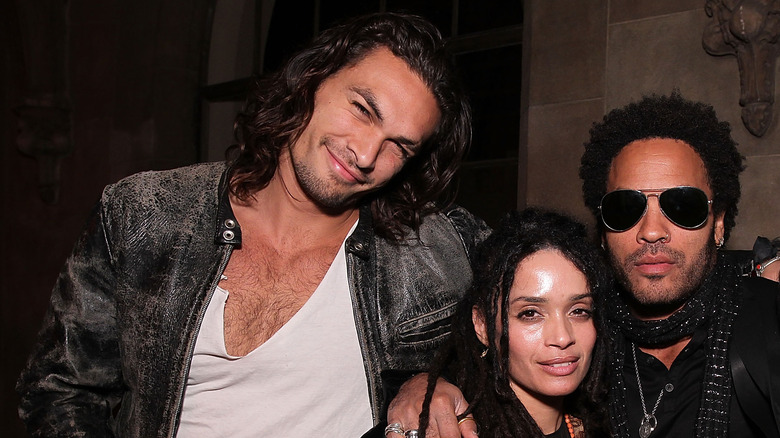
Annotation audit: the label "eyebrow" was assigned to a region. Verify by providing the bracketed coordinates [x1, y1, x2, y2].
[350, 86, 419, 148]
[510, 293, 593, 305]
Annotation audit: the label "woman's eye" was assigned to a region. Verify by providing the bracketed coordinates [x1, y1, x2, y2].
[570, 307, 593, 318]
[518, 309, 541, 320]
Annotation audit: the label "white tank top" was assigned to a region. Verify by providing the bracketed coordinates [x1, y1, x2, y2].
[177, 225, 372, 437]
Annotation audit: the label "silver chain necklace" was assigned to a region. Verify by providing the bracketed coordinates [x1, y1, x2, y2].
[632, 343, 665, 438]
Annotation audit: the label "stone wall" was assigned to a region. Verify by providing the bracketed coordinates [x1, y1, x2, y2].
[524, 0, 780, 249]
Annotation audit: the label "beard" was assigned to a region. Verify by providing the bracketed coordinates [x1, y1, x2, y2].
[292, 158, 354, 209]
[608, 231, 717, 316]
[289, 136, 371, 210]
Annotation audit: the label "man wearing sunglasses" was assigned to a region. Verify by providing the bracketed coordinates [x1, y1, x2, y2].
[579, 92, 780, 438]
[385, 93, 780, 438]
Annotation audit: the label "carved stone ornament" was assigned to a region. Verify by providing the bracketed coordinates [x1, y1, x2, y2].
[14, 98, 72, 204]
[703, 0, 780, 137]
[14, 0, 72, 204]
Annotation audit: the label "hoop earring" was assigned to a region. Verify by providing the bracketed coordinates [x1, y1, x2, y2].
[716, 237, 724, 248]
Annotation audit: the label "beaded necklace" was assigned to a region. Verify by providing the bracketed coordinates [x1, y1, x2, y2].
[545, 413, 578, 437]
[564, 414, 575, 438]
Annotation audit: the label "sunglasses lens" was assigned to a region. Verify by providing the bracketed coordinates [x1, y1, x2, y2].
[600, 190, 647, 231]
[659, 187, 710, 228]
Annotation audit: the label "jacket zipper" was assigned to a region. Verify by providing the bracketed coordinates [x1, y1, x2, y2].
[346, 250, 380, 422]
[165, 245, 233, 437]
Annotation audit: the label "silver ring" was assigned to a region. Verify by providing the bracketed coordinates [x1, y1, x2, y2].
[405, 430, 420, 438]
[385, 423, 404, 436]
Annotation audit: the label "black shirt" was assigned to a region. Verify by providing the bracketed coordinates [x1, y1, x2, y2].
[623, 328, 705, 437]
[545, 420, 572, 438]
[622, 327, 767, 437]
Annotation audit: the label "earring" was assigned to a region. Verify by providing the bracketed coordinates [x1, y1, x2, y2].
[716, 237, 724, 248]
[480, 348, 488, 358]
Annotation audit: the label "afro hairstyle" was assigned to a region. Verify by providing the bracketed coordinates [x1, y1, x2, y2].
[579, 91, 745, 241]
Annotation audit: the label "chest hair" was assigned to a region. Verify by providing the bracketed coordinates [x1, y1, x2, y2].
[220, 238, 340, 356]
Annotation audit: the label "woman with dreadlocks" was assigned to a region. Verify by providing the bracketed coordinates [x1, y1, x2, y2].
[415, 208, 610, 438]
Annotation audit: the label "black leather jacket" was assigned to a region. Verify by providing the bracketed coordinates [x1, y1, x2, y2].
[17, 162, 491, 437]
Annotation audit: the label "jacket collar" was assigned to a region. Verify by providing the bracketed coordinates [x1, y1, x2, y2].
[214, 170, 242, 246]
[346, 204, 373, 259]
[213, 169, 373, 255]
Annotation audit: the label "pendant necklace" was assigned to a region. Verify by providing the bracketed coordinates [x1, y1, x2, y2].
[632, 343, 665, 438]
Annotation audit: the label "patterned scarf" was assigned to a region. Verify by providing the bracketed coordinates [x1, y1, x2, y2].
[605, 252, 742, 437]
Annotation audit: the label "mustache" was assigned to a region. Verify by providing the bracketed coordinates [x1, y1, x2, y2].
[624, 242, 685, 265]
[322, 136, 370, 182]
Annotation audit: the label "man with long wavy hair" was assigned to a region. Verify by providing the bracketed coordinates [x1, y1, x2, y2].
[17, 13, 489, 437]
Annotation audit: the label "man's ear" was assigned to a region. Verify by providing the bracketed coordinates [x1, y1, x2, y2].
[714, 211, 726, 245]
[472, 306, 488, 347]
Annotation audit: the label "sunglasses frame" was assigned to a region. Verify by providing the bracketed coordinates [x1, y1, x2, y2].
[598, 186, 713, 232]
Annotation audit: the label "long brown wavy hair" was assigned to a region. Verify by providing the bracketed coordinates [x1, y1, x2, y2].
[227, 12, 472, 240]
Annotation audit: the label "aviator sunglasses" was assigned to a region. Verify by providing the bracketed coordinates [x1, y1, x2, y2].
[599, 186, 712, 232]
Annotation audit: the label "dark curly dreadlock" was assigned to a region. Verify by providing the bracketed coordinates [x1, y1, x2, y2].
[418, 208, 611, 437]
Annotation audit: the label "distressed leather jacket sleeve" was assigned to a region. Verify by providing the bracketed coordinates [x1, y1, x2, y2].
[18, 164, 232, 438]
[17, 200, 123, 437]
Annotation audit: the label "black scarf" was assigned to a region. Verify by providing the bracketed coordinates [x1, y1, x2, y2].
[605, 252, 742, 437]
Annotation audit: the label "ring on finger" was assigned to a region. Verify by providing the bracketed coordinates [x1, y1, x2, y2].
[385, 422, 404, 437]
[458, 416, 475, 425]
[457, 415, 480, 434]
[404, 430, 419, 438]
